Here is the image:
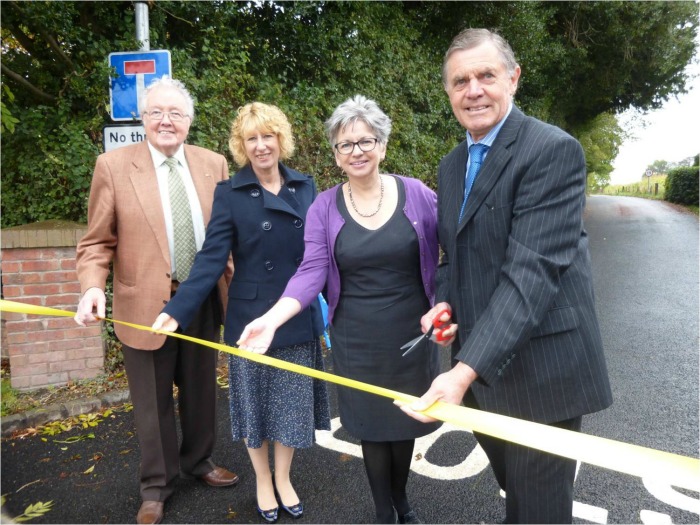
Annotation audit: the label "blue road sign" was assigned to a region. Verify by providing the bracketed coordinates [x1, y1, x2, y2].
[109, 50, 171, 121]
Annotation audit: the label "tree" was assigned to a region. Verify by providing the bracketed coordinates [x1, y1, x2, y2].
[577, 112, 624, 191]
[399, 2, 698, 131]
[544, 1, 698, 131]
[1, 85, 20, 134]
[1, 1, 138, 226]
[2, 1, 698, 227]
[648, 159, 673, 175]
[1, 1, 253, 227]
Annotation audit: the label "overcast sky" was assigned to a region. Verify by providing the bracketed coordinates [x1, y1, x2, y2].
[610, 51, 699, 185]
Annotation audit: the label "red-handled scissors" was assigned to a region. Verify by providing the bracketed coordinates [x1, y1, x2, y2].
[400, 308, 451, 357]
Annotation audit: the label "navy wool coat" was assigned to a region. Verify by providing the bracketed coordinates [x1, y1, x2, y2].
[163, 162, 324, 348]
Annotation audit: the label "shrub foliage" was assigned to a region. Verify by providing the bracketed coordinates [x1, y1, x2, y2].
[665, 166, 700, 206]
[1, 1, 698, 228]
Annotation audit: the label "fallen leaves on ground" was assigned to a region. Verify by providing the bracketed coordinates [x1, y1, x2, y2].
[10, 404, 132, 440]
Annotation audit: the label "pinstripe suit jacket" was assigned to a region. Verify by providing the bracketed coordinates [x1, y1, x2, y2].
[436, 106, 612, 424]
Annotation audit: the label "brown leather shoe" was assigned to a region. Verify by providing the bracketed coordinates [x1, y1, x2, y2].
[199, 465, 240, 487]
[136, 501, 163, 525]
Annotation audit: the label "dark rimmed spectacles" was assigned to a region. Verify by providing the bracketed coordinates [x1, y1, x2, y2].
[334, 138, 379, 155]
[145, 110, 189, 122]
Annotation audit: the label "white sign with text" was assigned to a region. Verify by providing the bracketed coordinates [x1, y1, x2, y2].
[103, 124, 146, 152]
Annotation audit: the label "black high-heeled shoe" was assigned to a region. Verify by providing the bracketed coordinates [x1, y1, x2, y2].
[398, 510, 422, 524]
[256, 505, 279, 524]
[275, 488, 304, 519]
[280, 500, 304, 519]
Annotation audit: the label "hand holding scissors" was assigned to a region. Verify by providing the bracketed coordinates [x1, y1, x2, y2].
[401, 307, 453, 356]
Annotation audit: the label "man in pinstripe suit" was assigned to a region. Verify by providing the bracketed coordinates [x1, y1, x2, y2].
[399, 29, 613, 523]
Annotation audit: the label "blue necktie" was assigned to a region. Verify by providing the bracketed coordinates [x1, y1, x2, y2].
[458, 143, 488, 222]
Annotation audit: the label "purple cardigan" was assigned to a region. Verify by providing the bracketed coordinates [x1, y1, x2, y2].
[282, 175, 438, 324]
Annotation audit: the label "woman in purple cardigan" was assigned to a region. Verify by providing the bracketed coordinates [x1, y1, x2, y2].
[238, 95, 440, 524]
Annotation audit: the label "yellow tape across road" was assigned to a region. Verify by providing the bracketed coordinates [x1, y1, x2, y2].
[2, 299, 698, 492]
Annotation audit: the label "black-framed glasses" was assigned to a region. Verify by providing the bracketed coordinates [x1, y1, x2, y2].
[145, 110, 189, 122]
[334, 137, 379, 155]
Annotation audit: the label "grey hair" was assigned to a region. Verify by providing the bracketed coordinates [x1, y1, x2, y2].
[442, 28, 519, 87]
[324, 95, 392, 147]
[139, 76, 196, 122]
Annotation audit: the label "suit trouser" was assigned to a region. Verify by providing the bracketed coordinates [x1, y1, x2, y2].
[122, 293, 219, 502]
[474, 416, 582, 524]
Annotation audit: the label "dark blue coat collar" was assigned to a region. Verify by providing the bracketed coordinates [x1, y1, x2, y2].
[230, 162, 313, 219]
[230, 162, 311, 189]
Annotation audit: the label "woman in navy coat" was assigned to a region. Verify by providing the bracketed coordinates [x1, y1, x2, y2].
[153, 102, 330, 523]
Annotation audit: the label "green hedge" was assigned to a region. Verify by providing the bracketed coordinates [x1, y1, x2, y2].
[665, 165, 699, 205]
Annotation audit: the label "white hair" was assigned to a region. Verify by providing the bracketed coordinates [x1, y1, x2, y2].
[324, 95, 392, 147]
[139, 76, 195, 122]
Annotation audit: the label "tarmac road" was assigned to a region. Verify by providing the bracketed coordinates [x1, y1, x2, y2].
[1, 378, 505, 525]
[1, 195, 698, 524]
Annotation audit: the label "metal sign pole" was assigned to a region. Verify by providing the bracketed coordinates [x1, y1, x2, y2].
[135, 1, 150, 52]
[134, 0, 150, 113]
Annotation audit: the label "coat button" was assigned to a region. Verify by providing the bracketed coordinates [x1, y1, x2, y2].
[250, 188, 261, 198]
[288, 186, 296, 194]
[293, 219, 303, 228]
[296, 257, 303, 267]
[264, 260, 274, 271]
[262, 221, 272, 231]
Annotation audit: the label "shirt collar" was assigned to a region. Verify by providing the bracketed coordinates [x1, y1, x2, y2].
[466, 102, 513, 149]
[147, 141, 186, 167]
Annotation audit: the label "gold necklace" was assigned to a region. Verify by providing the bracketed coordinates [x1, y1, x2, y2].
[347, 177, 384, 218]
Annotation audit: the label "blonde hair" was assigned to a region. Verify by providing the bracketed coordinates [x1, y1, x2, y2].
[229, 102, 295, 167]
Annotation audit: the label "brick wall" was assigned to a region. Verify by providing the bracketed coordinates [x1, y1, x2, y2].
[1, 220, 104, 390]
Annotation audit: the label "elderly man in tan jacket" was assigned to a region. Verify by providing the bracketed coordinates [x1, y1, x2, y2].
[75, 76, 236, 525]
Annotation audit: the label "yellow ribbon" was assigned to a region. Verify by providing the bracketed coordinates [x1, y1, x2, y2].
[2, 298, 698, 492]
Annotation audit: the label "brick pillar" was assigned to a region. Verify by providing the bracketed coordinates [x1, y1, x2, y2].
[1, 220, 104, 390]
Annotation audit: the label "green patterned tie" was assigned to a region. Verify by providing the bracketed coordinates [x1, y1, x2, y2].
[164, 157, 196, 281]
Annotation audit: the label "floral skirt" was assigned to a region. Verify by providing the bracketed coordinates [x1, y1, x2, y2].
[228, 339, 330, 449]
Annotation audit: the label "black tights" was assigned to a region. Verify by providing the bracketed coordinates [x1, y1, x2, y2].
[361, 439, 415, 524]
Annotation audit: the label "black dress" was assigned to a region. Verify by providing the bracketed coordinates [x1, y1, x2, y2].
[331, 176, 441, 442]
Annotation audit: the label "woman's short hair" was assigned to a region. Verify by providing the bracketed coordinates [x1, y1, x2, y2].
[229, 102, 295, 167]
[442, 28, 519, 87]
[324, 95, 392, 147]
[140, 76, 195, 122]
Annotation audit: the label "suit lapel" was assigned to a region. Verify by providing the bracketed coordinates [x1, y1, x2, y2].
[184, 145, 217, 223]
[444, 140, 468, 228]
[457, 107, 524, 231]
[129, 143, 170, 265]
